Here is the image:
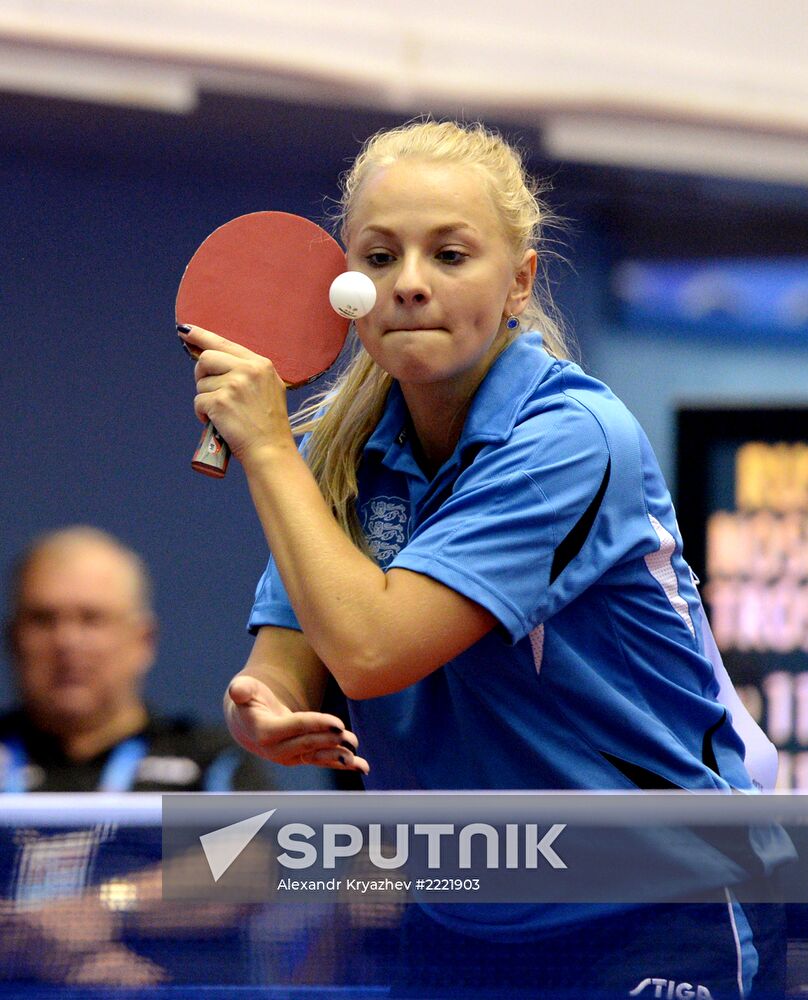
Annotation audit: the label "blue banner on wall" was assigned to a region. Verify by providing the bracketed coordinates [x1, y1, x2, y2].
[611, 259, 808, 338]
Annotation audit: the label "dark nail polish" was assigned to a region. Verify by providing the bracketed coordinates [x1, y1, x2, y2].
[176, 323, 192, 334]
[329, 725, 343, 734]
[340, 742, 355, 754]
[339, 755, 349, 766]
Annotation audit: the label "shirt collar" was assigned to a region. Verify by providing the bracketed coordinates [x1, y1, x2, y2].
[364, 331, 555, 461]
[460, 330, 555, 445]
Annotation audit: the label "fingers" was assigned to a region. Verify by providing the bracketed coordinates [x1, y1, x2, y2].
[185, 334, 286, 439]
[308, 746, 371, 775]
[225, 677, 368, 772]
[194, 349, 273, 383]
[282, 734, 370, 774]
[262, 727, 368, 771]
[192, 351, 276, 418]
[178, 323, 255, 360]
[179, 324, 294, 461]
[228, 677, 346, 733]
[180, 326, 288, 393]
[246, 709, 354, 759]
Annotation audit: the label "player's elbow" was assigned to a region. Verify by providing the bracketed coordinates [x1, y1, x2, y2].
[328, 658, 395, 701]
[326, 641, 417, 701]
[336, 670, 397, 701]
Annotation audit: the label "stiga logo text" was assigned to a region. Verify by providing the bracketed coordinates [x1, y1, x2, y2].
[276, 822, 568, 870]
[629, 979, 713, 999]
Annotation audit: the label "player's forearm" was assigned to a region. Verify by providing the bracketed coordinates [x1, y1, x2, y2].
[241, 442, 396, 696]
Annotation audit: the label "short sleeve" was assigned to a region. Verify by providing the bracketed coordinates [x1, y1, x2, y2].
[389, 401, 618, 642]
[248, 554, 301, 634]
[248, 434, 314, 634]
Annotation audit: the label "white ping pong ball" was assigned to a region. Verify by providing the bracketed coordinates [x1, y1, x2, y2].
[329, 271, 377, 320]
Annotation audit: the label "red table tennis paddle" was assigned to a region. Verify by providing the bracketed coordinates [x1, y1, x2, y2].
[176, 211, 350, 477]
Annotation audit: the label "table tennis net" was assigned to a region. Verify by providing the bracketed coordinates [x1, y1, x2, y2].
[0, 794, 806, 998]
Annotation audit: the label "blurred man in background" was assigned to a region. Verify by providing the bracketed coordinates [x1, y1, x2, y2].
[0, 526, 270, 986]
[1, 525, 266, 792]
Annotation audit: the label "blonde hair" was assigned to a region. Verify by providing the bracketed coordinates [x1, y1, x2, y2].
[296, 120, 572, 550]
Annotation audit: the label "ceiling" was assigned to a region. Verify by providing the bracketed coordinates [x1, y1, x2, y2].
[1, 0, 807, 260]
[1, 0, 808, 186]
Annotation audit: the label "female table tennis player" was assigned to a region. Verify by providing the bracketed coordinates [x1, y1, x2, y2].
[180, 121, 790, 998]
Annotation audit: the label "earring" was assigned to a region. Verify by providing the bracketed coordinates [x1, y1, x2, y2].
[506, 315, 520, 331]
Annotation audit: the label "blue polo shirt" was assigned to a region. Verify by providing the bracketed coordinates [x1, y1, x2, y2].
[251, 332, 751, 794]
[249, 332, 792, 937]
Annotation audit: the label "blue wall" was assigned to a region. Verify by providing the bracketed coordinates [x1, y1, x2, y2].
[3, 95, 807, 721]
[580, 325, 808, 493]
[1, 128, 345, 719]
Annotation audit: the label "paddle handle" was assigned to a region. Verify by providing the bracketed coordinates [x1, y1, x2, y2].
[192, 421, 231, 478]
[178, 332, 231, 478]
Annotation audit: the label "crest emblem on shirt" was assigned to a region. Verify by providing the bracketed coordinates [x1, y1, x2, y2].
[361, 496, 410, 565]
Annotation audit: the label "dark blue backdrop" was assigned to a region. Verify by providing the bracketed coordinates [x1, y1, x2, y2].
[1, 97, 363, 719]
[3, 91, 806, 723]
[0, 96, 585, 721]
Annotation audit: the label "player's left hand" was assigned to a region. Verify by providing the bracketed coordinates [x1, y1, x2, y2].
[226, 674, 370, 774]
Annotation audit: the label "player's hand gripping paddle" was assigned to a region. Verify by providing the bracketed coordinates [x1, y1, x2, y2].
[176, 211, 351, 478]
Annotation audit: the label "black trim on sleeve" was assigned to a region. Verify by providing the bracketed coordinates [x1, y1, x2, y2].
[600, 750, 683, 790]
[549, 457, 611, 584]
[702, 709, 727, 776]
